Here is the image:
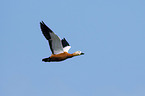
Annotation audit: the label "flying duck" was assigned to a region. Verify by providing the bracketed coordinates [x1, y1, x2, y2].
[40, 21, 84, 62]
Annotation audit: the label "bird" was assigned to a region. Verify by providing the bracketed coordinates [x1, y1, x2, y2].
[40, 21, 84, 62]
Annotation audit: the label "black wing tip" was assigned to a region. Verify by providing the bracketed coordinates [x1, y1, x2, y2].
[40, 21, 44, 28]
[40, 21, 53, 32]
[62, 38, 65, 41]
[40, 21, 45, 26]
[40, 21, 52, 40]
[61, 38, 70, 47]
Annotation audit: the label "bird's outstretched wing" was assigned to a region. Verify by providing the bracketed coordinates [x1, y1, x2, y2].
[61, 38, 71, 52]
[40, 21, 64, 54]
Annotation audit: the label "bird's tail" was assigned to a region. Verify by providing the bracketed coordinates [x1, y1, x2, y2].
[42, 57, 50, 62]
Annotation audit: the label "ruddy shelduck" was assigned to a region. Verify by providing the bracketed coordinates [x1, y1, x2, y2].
[40, 21, 84, 62]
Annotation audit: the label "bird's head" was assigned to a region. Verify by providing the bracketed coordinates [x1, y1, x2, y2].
[72, 51, 84, 56]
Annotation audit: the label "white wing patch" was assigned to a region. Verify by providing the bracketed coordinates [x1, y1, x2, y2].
[63, 46, 71, 52]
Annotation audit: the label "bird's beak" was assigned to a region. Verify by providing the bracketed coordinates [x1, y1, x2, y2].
[81, 53, 84, 55]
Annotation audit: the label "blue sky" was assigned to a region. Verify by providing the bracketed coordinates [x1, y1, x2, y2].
[1, 0, 145, 96]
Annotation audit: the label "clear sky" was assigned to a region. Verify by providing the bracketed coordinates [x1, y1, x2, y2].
[1, 0, 145, 96]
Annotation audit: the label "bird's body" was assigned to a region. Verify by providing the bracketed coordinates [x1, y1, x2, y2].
[40, 21, 84, 62]
[42, 52, 73, 62]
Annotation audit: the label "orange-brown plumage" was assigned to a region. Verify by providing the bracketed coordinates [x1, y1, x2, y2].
[45, 52, 73, 62]
[50, 52, 72, 58]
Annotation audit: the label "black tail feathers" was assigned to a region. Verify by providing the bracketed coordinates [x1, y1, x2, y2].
[42, 58, 50, 62]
